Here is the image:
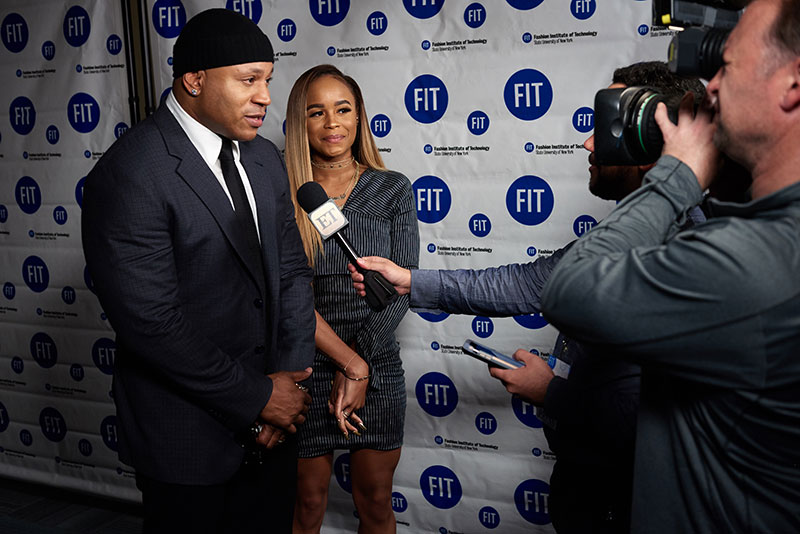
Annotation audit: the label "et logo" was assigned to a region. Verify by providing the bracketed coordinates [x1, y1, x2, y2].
[404, 0, 445, 19]
[570, 0, 596, 20]
[277, 18, 297, 42]
[11, 356, 23, 374]
[367, 11, 388, 36]
[572, 106, 594, 133]
[3, 282, 15, 300]
[78, 439, 93, 457]
[638, 24, 649, 36]
[479, 505, 501, 529]
[413, 175, 452, 224]
[63, 6, 91, 47]
[371, 113, 392, 138]
[573, 214, 597, 237]
[334, 452, 352, 493]
[0, 205, 7, 224]
[46, 125, 60, 145]
[0, 402, 8, 432]
[506, 0, 545, 9]
[504, 69, 553, 121]
[469, 213, 491, 237]
[16, 176, 41, 214]
[464, 3, 486, 28]
[514, 313, 548, 329]
[310, 0, 350, 26]
[2, 13, 28, 53]
[53, 206, 68, 225]
[420, 465, 462, 509]
[42, 41, 56, 61]
[472, 316, 494, 338]
[101, 415, 118, 451]
[23, 256, 49, 293]
[70, 363, 84, 381]
[107, 34, 122, 55]
[68, 92, 101, 134]
[62, 286, 76, 305]
[405, 74, 449, 124]
[227, 0, 263, 23]
[512, 395, 543, 428]
[392, 491, 408, 513]
[92, 338, 116, 375]
[416, 372, 458, 417]
[10, 96, 36, 135]
[31, 332, 57, 369]
[475, 411, 497, 435]
[515, 479, 551, 525]
[467, 110, 490, 135]
[152, 0, 186, 39]
[39, 407, 67, 442]
[76, 176, 86, 208]
[505, 175, 554, 226]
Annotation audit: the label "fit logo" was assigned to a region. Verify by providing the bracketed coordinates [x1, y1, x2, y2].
[334, 453, 353, 492]
[420, 465, 462, 509]
[472, 316, 494, 338]
[573, 107, 594, 133]
[228, 0, 262, 22]
[63, 6, 90, 47]
[40, 407, 68, 442]
[10, 96, 36, 135]
[506, 175, 554, 226]
[370, 114, 391, 138]
[405, 75, 448, 123]
[367, 11, 387, 35]
[513, 395, 543, 428]
[152, 0, 186, 39]
[68, 93, 100, 133]
[93, 338, 117, 375]
[465, 3, 486, 28]
[278, 18, 296, 42]
[469, 213, 491, 237]
[416, 372, 458, 416]
[311, 0, 349, 26]
[23, 256, 49, 294]
[475, 412, 497, 435]
[413, 176, 451, 224]
[2, 13, 28, 53]
[479, 505, 501, 528]
[101, 415, 119, 451]
[31, 332, 57, 368]
[571, 0, 596, 19]
[504, 69, 553, 121]
[515, 479, 551, 525]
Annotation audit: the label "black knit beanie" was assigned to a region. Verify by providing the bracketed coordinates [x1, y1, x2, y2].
[172, 9, 274, 78]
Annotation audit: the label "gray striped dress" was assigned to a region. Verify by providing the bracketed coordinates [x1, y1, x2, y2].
[297, 168, 420, 457]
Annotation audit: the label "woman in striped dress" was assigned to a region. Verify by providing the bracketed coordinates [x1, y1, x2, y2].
[285, 64, 419, 533]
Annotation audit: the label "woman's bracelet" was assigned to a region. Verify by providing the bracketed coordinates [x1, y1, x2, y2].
[343, 372, 370, 382]
[342, 354, 356, 372]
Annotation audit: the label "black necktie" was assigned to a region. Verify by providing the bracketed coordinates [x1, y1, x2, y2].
[218, 137, 264, 274]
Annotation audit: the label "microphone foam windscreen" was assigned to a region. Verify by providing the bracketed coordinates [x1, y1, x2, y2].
[297, 181, 329, 213]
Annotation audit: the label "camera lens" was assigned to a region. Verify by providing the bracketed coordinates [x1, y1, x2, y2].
[669, 27, 730, 79]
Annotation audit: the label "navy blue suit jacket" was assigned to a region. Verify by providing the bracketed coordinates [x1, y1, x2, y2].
[82, 104, 315, 485]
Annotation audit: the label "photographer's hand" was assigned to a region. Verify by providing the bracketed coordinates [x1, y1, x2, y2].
[655, 92, 721, 191]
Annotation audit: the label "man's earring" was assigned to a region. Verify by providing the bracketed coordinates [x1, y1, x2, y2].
[191, 89, 198, 95]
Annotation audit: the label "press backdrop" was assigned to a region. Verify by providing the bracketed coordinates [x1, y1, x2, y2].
[0, 1, 674, 532]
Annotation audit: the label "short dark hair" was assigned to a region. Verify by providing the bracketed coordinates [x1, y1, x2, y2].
[612, 61, 705, 100]
[771, 0, 800, 56]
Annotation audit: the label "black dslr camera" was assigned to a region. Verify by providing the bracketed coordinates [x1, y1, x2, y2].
[593, 0, 745, 166]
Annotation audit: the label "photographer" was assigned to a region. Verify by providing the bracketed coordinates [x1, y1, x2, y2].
[541, 0, 800, 531]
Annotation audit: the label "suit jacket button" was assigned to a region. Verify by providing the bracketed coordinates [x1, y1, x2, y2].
[253, 298, 263, 308]
[254, 345, 265, 354]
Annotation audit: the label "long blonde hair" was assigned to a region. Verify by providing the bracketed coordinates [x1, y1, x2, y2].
[285, 64, 386, 267]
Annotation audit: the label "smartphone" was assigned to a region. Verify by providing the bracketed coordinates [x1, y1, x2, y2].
[462, 339, 525, 369]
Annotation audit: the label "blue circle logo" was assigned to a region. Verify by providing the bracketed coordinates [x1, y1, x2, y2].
[68, 92, 101, 133]
[392, 491, 408, 513]
[40, 407, 67, 442]
[46, 125, 60, 145]
[467, 110, 490, 135]
[78, 438, 93, 456]
[413, 175, 452, 224]
[479, 505, 501, 529]
[370, 113, 392, 138]
[421, 40, 431, 50]
[227, 0, 263, 23]
[101, 415, 118, 451]
[70, 363, 84, 381]
[638, 24, 649, 36]
[15, 176, 41, 214]
[532, 447, 542, 456]
[424, 144, 433, 154]
[106, 34, 122, 55]
[468, 213, 491, 237]
[416, 372, 458, 417]
[475, 411, 497, 435]
[10, 96, 36, 135]
[63, 6, 91, 47]
[570, 0, 596, 19]
[3, 282, 15, 300]
[76, 176, 86, 208]
[420, 465, 462, 509]
[464, 3, 486, 28]
[522, 32, 532, 43]
[506, 175, 554, 226]
[572, 106, 594, 133]
[334, 452, 352, 493]
[31, 332, 57, 368]
[327, 46, 336, 56]
[367, 11, 388, 35]
[525, 142, 535, 153]
[277, 18, 297, 42]
[404, 0, 445, 19]
[0, 402, 8, 433]
[62, 286, 76, 305]
[514, 479, 551, 525]
[512, 395, 543, 428]
[427, 243, 436, 253]
[53, 206, 68, 225]
[2, 13, 28, 53]
[20, 429, 33, 446]
[573, 214, 597, 237]
[11, 357, 23, 374]
[513, 313, 548, 329]
[310, 0, 350, 26]
[431, 341, 440, 350]
[417, 311, 450, 323]
[114, 122, 129, 138]
[506, 0, 545, 9]
[22, 256, 49, 293]
[92, 338, 116, 375]
[405, 74, 448, 124]
[471, 316, 494, 339]
[42, 40, 56, 60]
[504, 69, 553, 121]
[84, 265, 94, 294]
[152, 0, 186, 38]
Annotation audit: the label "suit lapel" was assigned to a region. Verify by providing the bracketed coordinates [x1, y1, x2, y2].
[153, 106, 266, 294]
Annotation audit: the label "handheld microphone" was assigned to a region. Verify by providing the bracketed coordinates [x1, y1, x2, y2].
[297, 181, 398, 312]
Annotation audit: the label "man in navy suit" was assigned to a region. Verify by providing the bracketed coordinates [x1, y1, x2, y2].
[81, 9, 315, 533]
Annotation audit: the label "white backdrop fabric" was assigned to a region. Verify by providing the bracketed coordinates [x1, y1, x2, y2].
[1, 0, 674, 531]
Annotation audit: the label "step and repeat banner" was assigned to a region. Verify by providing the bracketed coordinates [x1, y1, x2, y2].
[1, 0, 674, 531]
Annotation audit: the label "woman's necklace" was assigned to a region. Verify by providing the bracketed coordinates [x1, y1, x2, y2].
[328, 161, 360, 204]
[311, 156, 355, 169]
